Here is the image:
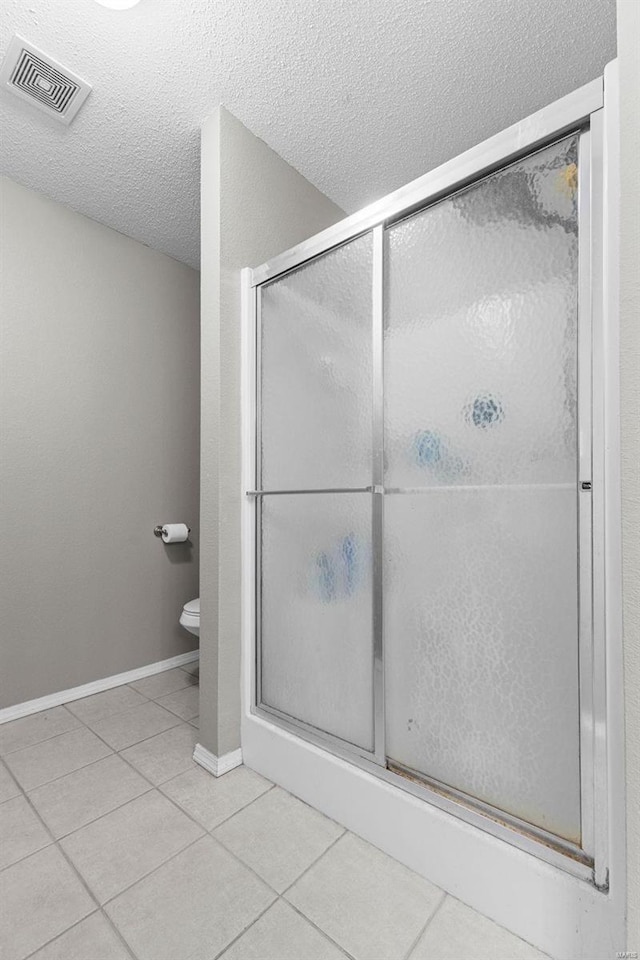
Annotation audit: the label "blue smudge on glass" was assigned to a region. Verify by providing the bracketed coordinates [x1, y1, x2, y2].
[316, 552, 336, 602]
[413, 430, 443, 467]
[341, 533, 358, 595]
[471, 395, 504, 428]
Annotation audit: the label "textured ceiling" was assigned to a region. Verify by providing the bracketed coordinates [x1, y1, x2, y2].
[0, 0, 616, 270]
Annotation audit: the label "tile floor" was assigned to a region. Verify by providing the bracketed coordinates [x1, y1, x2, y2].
[0, 664, 549, 960]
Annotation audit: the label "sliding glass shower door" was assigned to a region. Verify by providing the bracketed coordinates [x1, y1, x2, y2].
[254, 131, 590, 857]
[258, 234, 376, 752]
[383, 136, 582, 844]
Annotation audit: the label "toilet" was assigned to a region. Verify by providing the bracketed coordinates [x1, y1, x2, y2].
[179, 597, 200, 637]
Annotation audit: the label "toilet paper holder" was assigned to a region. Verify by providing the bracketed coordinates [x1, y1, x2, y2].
[154, 524, 191, 538]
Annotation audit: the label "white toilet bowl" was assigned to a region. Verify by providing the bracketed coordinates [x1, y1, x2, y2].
[180, 597, 200, 637]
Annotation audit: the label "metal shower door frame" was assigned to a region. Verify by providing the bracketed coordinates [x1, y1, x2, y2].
[244, 75, 609, 886]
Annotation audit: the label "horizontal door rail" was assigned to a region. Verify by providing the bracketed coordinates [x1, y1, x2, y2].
[385, 482, 579, 494]
[247, 482, 580, 497]
[246, 486, 374, 497]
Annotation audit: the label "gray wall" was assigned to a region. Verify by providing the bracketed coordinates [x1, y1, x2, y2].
[618, 0, 640, 950]
[0, 177, 200, 708]
[199, 107, 344, 757]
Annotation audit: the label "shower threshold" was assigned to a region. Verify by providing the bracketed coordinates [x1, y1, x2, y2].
[386, 759, 593, 871]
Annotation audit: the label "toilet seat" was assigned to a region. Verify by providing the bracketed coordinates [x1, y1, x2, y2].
[179, 597, 200, 637]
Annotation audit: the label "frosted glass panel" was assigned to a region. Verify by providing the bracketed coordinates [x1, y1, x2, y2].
[385, 136, 579, 488]
[384, 489, 581, 842]
[261, 493, 373, 750]
[384, 135, 581, 842]
[260, 234, 373, 490]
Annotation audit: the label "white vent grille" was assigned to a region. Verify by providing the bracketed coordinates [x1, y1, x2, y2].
[0, 35, 91, 125]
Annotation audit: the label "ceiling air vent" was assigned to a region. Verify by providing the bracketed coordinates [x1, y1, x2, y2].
[0, 35, 91, 125]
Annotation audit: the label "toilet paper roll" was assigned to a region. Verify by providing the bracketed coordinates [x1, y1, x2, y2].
[161, 523, 190, 544]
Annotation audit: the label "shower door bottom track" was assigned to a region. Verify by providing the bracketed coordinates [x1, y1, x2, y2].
[386, 759, 593, 869]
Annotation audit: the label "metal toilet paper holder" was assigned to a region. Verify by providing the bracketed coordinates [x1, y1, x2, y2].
[154, 524, 191, 538]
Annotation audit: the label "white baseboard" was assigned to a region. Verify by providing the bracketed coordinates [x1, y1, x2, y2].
[0, 650, 200, 725]
[193, 742, 243, 777]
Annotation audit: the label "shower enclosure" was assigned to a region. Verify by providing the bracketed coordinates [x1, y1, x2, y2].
[241, 75, 617, 898]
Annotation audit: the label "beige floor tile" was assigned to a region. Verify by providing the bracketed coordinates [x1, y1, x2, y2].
[28, 754, 150, 838]
[4, 726, 112, 791]
[155, 685, 199, 721]
[0, 759, 21, 802]
[221, 900, 348, 960]
[408, 896, 549, 960]
[120, 723, 198, 785]
[0, 845, 95, 960]
[286, 832, 443, 960]
[0, 706, 80, 757]
[214, 786, 344, 893]
[106, 835, 275, 960]
[161, 765, 271, 830]
[85, 701, 182, 751]
[66, 686, 148, 725]
[30, 911, 133, 960]
[129, 668, 196, 700]
[60, 789, 204, 903]
[0, 794, 52, 869]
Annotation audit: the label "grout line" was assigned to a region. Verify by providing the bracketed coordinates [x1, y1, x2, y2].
[80, 704, 184, 747]
[127, 671, 197, 698]
[67, 686, 152, 718]
[0, 759, 22, 806]
[0, 753, 156, 863]
[55, 756, 280, 912]
[201, 833, 283, 907]
[283, 898, 358, 960]
[99, 904, 141, 960]
[90, 717, 199, 798]
[4, 700, 197, 804]
[194, 780, 276, 832]
[0, 755, 21, 791]
[401, 890, 448, 960]
[83, 704, 196, 754]
[277, 828, 347, 898]
[14, 789, 107, 949]
[113, 719, 198, 763]
[0, 798, 53, 872]
[100, 833, 207, 909]
[37, 783, 156, 843]
[211, 900, 277, 959]
[21, 909, 104, 960]
[0, 705, 83, 756]
[118, 723, 199, 784]
[1, 683, 195, 765]
[21, 750, 133, 804]
[152, 707, 199, 723]
[164, 778, 276, 834]
[49, 708, 235, 912]
[144, 686, 199, 722]
[2, 735, 114, 794]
